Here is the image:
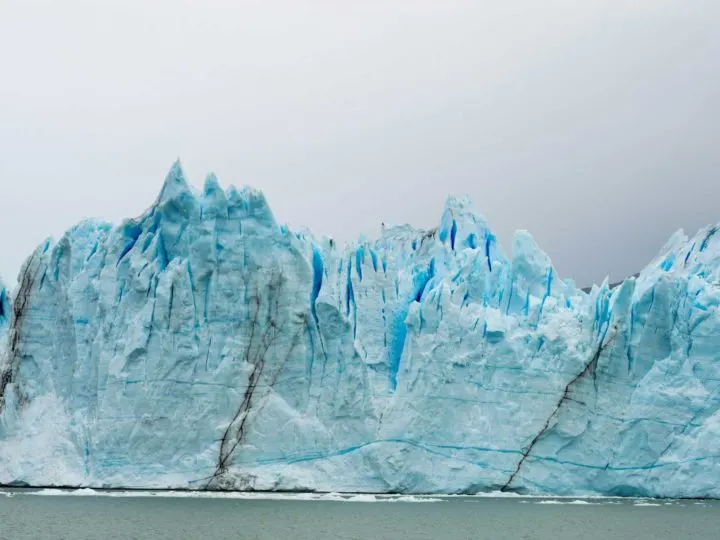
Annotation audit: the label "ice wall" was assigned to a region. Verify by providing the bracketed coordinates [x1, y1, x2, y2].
[0, 163, 719, 497]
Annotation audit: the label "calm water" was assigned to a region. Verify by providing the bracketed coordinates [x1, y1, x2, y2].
[1, 490, 718, 540]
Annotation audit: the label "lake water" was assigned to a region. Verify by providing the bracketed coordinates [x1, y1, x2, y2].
[0, 490, 718, 539]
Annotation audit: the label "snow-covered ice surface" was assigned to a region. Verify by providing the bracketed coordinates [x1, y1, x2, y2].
[1, 162, 720, 497]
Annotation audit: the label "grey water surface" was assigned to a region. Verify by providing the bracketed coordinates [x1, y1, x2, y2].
[0, 490, 718, 540]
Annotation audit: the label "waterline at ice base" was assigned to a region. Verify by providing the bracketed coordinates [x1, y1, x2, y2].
[1, 162, 719, 497]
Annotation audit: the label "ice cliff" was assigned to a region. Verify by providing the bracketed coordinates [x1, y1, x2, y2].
[1, 162, 719, 497]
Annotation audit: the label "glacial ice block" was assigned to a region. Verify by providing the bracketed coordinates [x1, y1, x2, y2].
[0, 277, 8, 332]
[0, 163, 719, 497]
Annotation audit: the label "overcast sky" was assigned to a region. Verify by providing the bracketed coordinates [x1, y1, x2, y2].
[1, 0, 718, 288]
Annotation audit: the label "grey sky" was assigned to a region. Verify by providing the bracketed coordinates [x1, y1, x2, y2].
[1, 1, 718, 288]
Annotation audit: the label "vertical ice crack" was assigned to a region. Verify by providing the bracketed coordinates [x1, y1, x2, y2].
[500, 325, 617, 492]
[205, 269, 304, 488]
[0, 250, 43, 411]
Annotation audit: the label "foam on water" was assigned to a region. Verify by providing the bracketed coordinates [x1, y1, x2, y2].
[5, 489, 702, 508]
[14, 489, 442, 502]
[535, 500, 596, 505]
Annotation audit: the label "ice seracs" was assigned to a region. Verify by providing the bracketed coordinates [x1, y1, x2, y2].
[1, 162, 719, 497]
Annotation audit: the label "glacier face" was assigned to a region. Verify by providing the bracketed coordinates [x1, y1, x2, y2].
[1, 163, 719, 497]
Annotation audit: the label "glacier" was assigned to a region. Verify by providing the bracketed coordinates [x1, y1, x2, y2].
[1, 162, 719, 497]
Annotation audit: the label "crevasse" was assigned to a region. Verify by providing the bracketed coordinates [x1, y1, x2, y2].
[0, 162, 719, 497]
